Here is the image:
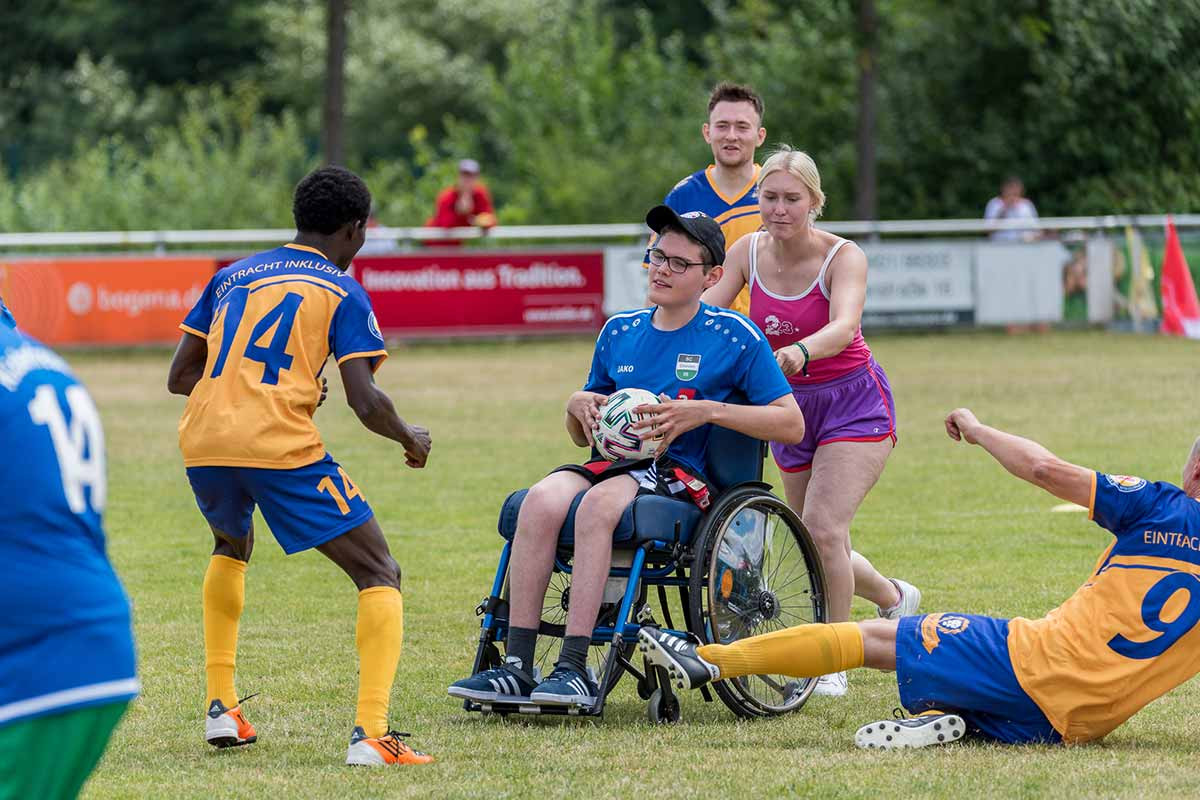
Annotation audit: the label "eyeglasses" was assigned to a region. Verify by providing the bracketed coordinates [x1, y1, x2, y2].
[646, 247, 709, 274]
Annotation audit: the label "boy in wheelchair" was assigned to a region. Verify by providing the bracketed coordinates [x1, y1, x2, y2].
[448, 206, 805, 708]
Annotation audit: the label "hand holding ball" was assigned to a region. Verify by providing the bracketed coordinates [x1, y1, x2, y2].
[595, 388, 663, 461]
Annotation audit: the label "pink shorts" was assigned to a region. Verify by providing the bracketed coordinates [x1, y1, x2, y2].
[770, 358, 897, 472]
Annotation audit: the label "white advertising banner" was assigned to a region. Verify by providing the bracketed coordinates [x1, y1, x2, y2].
[859, 242, 975, 326]
[603, 244, 650, 316]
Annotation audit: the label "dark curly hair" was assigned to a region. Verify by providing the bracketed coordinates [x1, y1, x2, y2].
[707, 82, 764, 120]
[292, 166, 372, 235]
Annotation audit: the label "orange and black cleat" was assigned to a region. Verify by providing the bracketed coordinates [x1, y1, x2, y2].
[345, 727, 434, 766]
[205, 698, 257, 748]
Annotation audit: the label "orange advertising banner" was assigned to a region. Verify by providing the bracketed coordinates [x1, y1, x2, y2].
[0, 256, 216, 345]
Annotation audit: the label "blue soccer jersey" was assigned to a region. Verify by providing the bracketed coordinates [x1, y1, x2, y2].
[584, 302, 791, 476]
[0, 327, 138, 726]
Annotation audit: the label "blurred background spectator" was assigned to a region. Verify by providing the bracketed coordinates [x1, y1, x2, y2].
[985, 177, 1039, 241]
[425, 158, 497, 246]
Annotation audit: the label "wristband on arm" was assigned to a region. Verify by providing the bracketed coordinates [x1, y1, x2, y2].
[793, 341, 810, 377]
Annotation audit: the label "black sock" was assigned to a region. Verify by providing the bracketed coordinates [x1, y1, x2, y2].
[505, 626, 538, 674]
[556, 635, 591, 676]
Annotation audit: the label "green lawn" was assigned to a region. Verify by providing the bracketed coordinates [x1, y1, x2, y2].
[74, 330, 1200, 799]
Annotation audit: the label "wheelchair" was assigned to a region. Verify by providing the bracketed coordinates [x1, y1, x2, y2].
[463, 422, 828, 723]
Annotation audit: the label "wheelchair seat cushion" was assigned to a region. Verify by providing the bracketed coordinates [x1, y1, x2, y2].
[497, 488, 704, 548]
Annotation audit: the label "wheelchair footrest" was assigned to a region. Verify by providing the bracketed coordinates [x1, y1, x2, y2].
[465, 698, 601, 717]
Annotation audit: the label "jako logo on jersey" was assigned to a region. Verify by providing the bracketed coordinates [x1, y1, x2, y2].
[616, 364, 634, 373]
[1106, 474, 1147, 493]
[676, 354, 701, 381]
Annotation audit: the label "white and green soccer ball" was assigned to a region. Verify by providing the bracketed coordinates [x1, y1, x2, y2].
[595, 387, 663, 461]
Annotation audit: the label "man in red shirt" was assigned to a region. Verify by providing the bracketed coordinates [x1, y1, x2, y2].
[425, 158, 497, 246]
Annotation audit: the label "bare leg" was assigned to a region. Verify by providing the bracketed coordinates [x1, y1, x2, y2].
[316, 516, 401, 589]
[856, 618, 899, 671]
[508, 471, 591, 630]
[798, 439, 893, 622]
[778, 467, 899, 609]
[853, 551, 901, 609]
[565, 476, 638, 637]
[211, 523, 253, 562]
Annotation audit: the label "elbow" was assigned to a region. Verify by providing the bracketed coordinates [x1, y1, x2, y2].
[781, 410, 806, 444]
[1031, 457, 1058, 486]
[166, 372, 188, 396]
[349, 386, 390, 427]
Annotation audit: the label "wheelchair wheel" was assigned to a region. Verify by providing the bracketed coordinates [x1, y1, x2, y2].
[687, 485, 826, 718]
[524, 571, 636, 695]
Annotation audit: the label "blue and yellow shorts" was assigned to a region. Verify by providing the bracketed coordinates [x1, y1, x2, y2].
[186, 453, 374, 554]
[895, 613, 1061, 744]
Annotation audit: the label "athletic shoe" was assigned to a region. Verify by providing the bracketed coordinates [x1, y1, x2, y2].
[877, 578, 922, 620]
[636, 627, 721, 690]
[854, 709, 965, 750]
[529, 666, 599, 707]
[811, 671, 848, 697]
[346, 727, 434, 766]
[205, 698, 257, 748]
[447, 662, 537, 703]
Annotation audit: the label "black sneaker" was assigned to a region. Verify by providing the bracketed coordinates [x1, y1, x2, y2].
[528, 666, 599, 707]
[447, 662, 537, 703]
[637, 627, 721, 690]
[854, 709, 966, 750]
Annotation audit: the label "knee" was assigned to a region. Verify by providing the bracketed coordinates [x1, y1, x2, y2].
[574, 486, 626, 531]
[354, 555, 401, 592]
[803, 516, 846, 554]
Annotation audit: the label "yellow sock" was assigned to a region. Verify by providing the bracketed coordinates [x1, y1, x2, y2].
[354, 586, 404, 739]
[203, 555, 246, 708]
[696, 622, 864, 679]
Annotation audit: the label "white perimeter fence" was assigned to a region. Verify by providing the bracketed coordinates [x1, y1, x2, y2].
[3, 214, 1197, 329]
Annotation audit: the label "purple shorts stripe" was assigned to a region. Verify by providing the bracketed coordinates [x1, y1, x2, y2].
[770, 358, 897, 472]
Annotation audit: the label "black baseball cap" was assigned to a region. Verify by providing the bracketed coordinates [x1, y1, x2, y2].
[645, 205, 726, 266]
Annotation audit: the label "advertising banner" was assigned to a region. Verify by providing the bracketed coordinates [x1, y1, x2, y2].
[859, 242, 975, 327]
[0, 256, 216, 345]
[355, 251, 604, 336]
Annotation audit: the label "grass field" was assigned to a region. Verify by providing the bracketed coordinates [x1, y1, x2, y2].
[73, 330, 1200, 799]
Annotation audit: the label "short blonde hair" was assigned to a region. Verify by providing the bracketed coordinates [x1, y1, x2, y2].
[758, 145, 826, 220]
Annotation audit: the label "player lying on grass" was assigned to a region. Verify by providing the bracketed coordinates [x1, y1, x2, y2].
[168, 167, 433, 766]
[448, 206, 805, 709]
[640, 407, 1200, 748]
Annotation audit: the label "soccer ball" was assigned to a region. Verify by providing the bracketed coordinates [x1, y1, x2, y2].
[595, 388, 663, 461]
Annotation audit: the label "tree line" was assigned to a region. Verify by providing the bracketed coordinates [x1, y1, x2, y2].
[1, 0, 1197, 232]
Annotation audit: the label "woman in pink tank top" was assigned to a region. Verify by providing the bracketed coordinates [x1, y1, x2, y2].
[702, 146, 918, 697]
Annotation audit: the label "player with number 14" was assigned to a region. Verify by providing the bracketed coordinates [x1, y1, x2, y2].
[168, 166, 434, 766]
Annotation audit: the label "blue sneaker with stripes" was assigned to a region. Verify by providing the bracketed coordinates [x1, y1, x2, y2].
[447, 660, 537, 703]
[529, 666, 599, 707]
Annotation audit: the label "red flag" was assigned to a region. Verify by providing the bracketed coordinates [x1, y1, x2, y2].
[1159, 217, 1200, 338]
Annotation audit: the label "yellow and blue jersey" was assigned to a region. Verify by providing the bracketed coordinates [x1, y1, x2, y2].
[1007, 472, 1200, 742]
[664, 166, 761, 315]
[178, 243, 387, 469]
[0, 326, 138, 724]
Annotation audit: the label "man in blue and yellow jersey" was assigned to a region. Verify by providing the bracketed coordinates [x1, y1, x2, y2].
[167, 166, 434, 767]
[0, 323, 138, 798]
[640, 406, 1200, 749]
[659, 82, 766, 315]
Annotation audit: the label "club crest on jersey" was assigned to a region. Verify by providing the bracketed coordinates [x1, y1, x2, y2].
[1105, 474, 1147, 493]
[368, 311, 383, 340]
[676, 354, 701, 381]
